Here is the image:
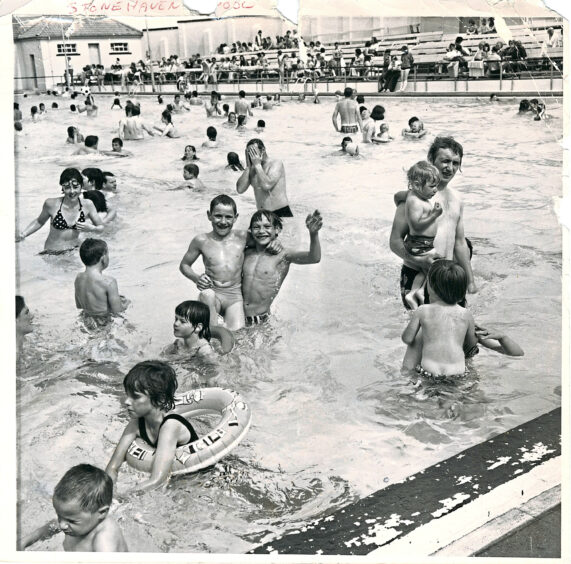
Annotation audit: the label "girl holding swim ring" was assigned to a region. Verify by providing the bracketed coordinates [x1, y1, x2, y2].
[166, 300, 234, 356]
[16, 168, 103, 253]
[105, 360, 200, 492]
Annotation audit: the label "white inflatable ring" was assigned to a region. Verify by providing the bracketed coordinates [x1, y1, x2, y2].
[126, 387, 251, 475]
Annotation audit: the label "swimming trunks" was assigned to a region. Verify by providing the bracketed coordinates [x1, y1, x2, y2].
[52, 199, 85, 230]
[340, 124, 359, 133]
[271, 205, 293, 218]
[213, 281, 243, 312]
[138, 414, 199, 449]
[245, 312, 271, 327]
[415, 364, 467, 383]
[404, 234, 434, 256]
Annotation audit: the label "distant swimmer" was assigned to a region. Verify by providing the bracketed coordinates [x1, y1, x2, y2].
[223, 112, 237, 128]
[202, 126, 218, 148]
[16, 168, 103, 253]
[154, 110, 180, 138]
[374, 123, 394, 143]
[254, 119, 265, 133]
[242, 210, 322, 326]
[332, 87, 363, 134]
[118, 104, 154, 140]
[262, 95, 274, 110]
[188, 90, 203, 105]
[236, 138, 292, 217]
[181, 144, 199, 161]
[236, 115, 247, 131]
[110, 91, 122, 110]
[72, 135, 101, 155]
[235, 90, 253, 123]
[205, 90, 222, 118]
[172, 93, 190, 113]
[175, 163, 206, 191]
[66, 126, 84, 145]
[75, 238, 128, 317]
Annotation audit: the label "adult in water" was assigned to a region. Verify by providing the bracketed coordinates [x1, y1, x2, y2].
[16, 168, 104, 253]
[236, 138, 292, 217]
[331, 87, 363, 134]
[16, 295, 34, 353]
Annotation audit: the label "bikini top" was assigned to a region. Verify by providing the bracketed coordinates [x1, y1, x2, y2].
[138, 414, 199, 449]
[52, 198, 85, 230]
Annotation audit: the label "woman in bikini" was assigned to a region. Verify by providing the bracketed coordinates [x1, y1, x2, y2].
[16, 168, 104, 253]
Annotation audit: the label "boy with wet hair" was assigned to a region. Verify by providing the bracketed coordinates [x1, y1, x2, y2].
[177, 163, 206, 190]
[202, 126, 218, 148]
[110, 137, 133, 157]
[255, 119, 266, 133]
[73, 135, 100, 155]
[18, 464, 128, 552]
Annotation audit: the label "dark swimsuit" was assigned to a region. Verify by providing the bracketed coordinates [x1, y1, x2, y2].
[51, 199, 85, 230]
[138, 414, 198, 448]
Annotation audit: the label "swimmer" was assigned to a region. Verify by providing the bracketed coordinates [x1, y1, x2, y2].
[16, 168, 103, 253]
[263, 95, 274, 110]
[221, 103, 229, 117]
[66, 126, 84, 144]
[402, 116, 427, 138]
[181, 144, 199, 161]
[360, 107, 375, 143]
[236, 115, 247, 131]
[273, 94, 281, 106]
[529, 98, 546, 120]
[518, 99, 531, 114]
[157, 95, 164, 105]
[165, 300, 235, 356]
[154, 110, 180, 138]
[242, 210, 322, 326]
[39, 103, 47, 115]
[402, 161, 442, 309]
[332, 87, 362, 134]
[82, 190, 115, 225]
[373, 123, 394, 143]
[334, 90, 343, 102]
[235, 90, 253, 123]
[226, 152, 244, 171]
[18, 464, 128, 552]
[16, 295, 34, 353]
[69, 104, 78, 113]
[251, 94, 262, 108]
[110, 92, 122, 110]
[223, 112, 237, 128]
[84, 98, 98, 118]
[105, 360, 201, 492]
[172, 93, 190, 113]
[341, 136, 359, 156]
[202, 126, 218, 148]
[188, 90, 203, 105]
[14, 121, 23, 134]
[118, 104, 155, 140]
[75, 238, 128, 316]
[14, 102, 22, 121]
[255, 119, 265, 133]
[402, 260, 478, 376]
[205, 90, 222, 118]
[51, 102, 59, 109]
[102, 172, 118, 194]
[176, 163, 206, 191]
[30, 105, 39, 122]
[110, 137, 133, 157]
[73, 135, 101, 155]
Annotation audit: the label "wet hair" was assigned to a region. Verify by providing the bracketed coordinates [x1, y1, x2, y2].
[427, 136, 463, 165]
[237, 115, 246, 126]
[82, 167, 105, 190]
[184, 163, 199, 177]
[356, 94, 365, 104]
[407, 160, 440, 190]
[84, 135, 98, 148]
[67, 126, 75, 137]
[31, 106, 38, 115]
[222, 103, 230, 112]
[59, 168, 83, 186]
[182, 145, 197, 160]
[227, 152, 244, 171]
[341, 136, 352, 146]
[207, 126, 217, 140]
[123, 360, 178, 412]
[79, 238, 108, 266]
[519, 99, 531, 112]
[246, 138, 265, 152]
[111, 137, 123, 146]
[131, 105, 141, 117]
[52, 102, 59, 109]
[175, 301, 211, 341]
[53, 464, 113, 513]
[14, 121, 22, 132]
[227, 112, 237, 122]
[16, 295, 25, 318]
[14, 102, 19, 109]
[408, 116, 420, 127]
[161, 110, 173, 124]
[344, 87, 353, 97]
[257, 119, 265, 128]
[427, 259, 467, 305]
[83, 190, 108, 213]
[249, 209, 283, 231]
[157, 95, 164, 104]
[489, 93, 497, 101]
[370, 105, 385, 121]
[209, 194, 237, 214]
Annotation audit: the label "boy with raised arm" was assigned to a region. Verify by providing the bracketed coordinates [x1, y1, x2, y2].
[242, 209, 322, 326]
[18, 464, 128, 552]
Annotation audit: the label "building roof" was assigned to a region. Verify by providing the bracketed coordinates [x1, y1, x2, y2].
[13, 15, 143, 40]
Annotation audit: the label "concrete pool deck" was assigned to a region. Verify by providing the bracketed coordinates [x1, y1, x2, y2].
[248, 408, 562, 558]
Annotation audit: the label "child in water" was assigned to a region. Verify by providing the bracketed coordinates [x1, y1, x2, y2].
[341, 136, 359, 156]
[18, 464, 128, 552]
[226, 152, 245, 171]
[402, 116, 427, 138]
[223, 112, 237, 128]
[255, 119, 265, 133]
[374, 123, 394, 143]
[181, 144, 199, 161]
[66, 126, 84, 144]
[165, 300, 235, 356]
[110, 92, 122, 109]
[403, 161, 442, 309]
[176, 163, 206, 191]
[202, 126, 218, 147]
[105, 360, 200, 492]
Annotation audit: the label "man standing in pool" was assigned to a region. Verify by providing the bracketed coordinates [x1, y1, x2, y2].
[332, 87, 363, 134]
[236, 138, 293, 218]
[390, 136, 477, 308]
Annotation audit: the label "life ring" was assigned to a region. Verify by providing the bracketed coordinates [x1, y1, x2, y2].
[126, 387, 251, 475]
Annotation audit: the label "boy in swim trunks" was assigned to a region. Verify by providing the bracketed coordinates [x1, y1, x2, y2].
[402, 259, 478, 379]
[242, 209, 322, 326]
[18, 464, 128, 552]
[75, 238, 128, 318]
[403, 161, 442, 309]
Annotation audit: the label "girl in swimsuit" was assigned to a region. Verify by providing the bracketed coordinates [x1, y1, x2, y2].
[16, 168, 104, 253]
[105, 360, 200, 492]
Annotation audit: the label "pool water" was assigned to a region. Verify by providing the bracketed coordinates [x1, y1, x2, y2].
[15, 93, 562, 553]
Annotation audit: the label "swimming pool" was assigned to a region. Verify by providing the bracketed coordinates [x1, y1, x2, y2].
[15, 93, 562, 553]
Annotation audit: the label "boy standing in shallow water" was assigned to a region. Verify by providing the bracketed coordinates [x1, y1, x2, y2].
[75, 238, 128, 316]
[19, 464, 128, 552]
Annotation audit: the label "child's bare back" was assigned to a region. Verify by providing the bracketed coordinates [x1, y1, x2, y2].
[75, 271, 120, 315]
[62, 514, 128, 552]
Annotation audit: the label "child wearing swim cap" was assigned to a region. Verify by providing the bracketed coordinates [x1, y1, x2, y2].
[105, 360, 200, 492]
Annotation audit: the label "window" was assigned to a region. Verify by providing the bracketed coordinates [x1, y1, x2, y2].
[111, 42, 129, 53]
[57, 43, 77, 55]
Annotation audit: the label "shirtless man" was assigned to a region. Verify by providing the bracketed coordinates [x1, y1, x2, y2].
[72, 135, 100, 156]
[236, 138, 292, 217]
[235, 90, 253, 124]
[332, 87, 363, 134]
[205, 90, 222, 118]
[118, 104, 154, 140]
[179, 195, 249, 330]
[242, 210, 322, 326]
[390, 136, 477, 365]
[172, 93, 190, 113]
